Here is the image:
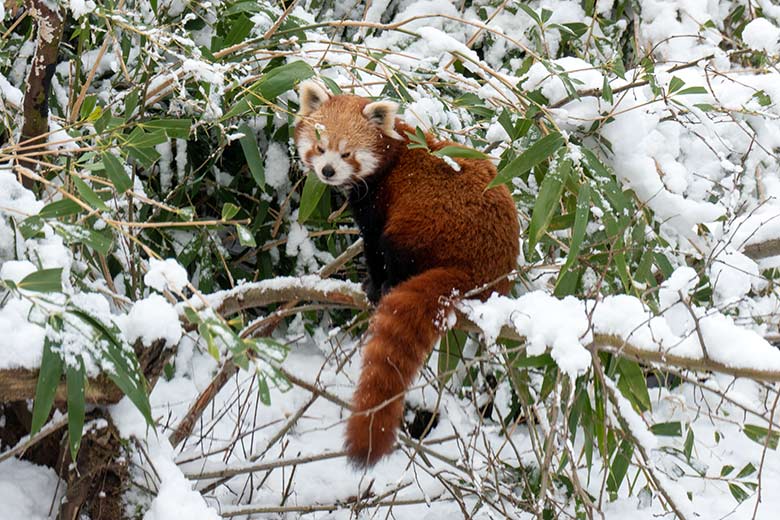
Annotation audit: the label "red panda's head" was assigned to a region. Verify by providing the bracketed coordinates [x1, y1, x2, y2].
[293, 81, 402, 187]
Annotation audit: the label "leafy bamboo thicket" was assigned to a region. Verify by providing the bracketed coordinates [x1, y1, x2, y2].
[2, 0, 780, 517]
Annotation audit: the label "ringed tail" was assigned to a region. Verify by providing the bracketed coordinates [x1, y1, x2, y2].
[345, 267, 469, 467]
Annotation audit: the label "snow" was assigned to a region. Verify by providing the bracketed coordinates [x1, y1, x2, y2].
[119, 294, 183, 347]
[0, 73, 22, 109]
[0, 458, 63, 520]
[709, 247, 760, 304]
[743, 18, 780, 54]
[264, 141, 291, 192]
[463, 287, 780, 377]
[0, 260, 37, 283]
[0, 298, 46, 370]
[69, 0, 97, 19]
[145, 258, 189, 293]
[142, 437, 221, 520]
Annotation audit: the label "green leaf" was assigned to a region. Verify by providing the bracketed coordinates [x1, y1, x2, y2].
[53, 223, 113, 256]
[70, 174, 109, 212]
[66, 359, 86, 460]
[102, 152, 132, 193]
[438, 330, 466, 384]
[743, 424, 780, 450]
[19, 216, 44, 239]
[527, 154, 571, 252]
[728, 483, 749, 503]
[125, 127, 167, 148]
[18, 268, 63, 293]
[257, 375, 271, 406]
[556, 183, 589, 290]
[684, 427, 694, 461]
[497, 109, 516, 140]
[668, 76, 685, 93]
[142, 118, 191, 139]
[720, 465, 735, 477]
[512, 352, 555, 368]
[223, 14, 253, 47]
[238, 124, 265, 190]
[676, 86, 708, 96]
[222, 202, 240, 220]
[298, 171, 327, 224]
[650, 421, 682, 437]
[602, 76, 613, 103]
[79, 95, 97, 120]
[236, 224, 256, 247]
[224, 61, 315, 119]
[70, 309, 153, 426]
[753, 90, 772, 107]
[127, 146, 161, 168]
[736, 462, 757, 479]
[488, 133, 564, 188]
[616, 359, 651, 412]
[38, 199, 82, 219]
[31, 331, 64, 435]
[517, 3, 542, 25]
[432, 146, 489, 160]
[607, 439, 634, 496]
[320, 76, 342, 94]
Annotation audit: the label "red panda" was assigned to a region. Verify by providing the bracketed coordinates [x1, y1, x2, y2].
[293, 81, 519, 467]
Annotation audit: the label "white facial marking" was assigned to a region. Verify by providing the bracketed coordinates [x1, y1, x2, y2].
[297, 136, 313, 165]
[312, 150, 354, 185]
[354, 150, 379, 178]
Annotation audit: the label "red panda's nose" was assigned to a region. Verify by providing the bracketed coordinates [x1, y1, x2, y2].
[322, 165, 335, 178]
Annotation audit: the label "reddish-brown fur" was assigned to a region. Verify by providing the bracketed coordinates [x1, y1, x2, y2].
[294, 92, 519, 467]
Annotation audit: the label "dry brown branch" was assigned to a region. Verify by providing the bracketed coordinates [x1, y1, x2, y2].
[743, 238, 780, 260]
[185, 450, 347, 481]
[0, 339, 168, 405]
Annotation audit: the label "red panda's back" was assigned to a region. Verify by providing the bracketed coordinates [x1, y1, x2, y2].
[382, 133, 519, 296]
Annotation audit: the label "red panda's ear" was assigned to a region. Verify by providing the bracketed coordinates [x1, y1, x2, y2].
[363, 101, 402, 140]
[297, 80, 330, 118]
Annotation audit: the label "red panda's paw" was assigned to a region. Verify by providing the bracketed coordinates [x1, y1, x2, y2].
[345, 398, 404, 468]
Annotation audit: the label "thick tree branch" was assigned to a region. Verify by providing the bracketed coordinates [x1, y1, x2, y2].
[19, 0, 64, 189]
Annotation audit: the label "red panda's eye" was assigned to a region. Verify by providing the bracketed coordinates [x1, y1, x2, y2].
[316, 145, 325, 153]
[341, 152, 351, 159]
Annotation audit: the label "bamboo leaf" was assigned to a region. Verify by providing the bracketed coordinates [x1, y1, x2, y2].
[527, 154, 571, 252]
[38, 199, 82, 219]
[238, 124, 265, 190]
[224, 61, 315, 119]
[236, 224, 256, 247]
[102, 152, 132, 193]
[432, 146, 489, 160]
[66, 359, 86, 460]
[71, 174, 109, 212]
[31, 330, 64, 435]
[556, 183, 590, 291]
[18, 268, 63, 293]
[437, 330, 466, 384]
[650, 421, 682, 437]
[488, 133, 564, 188]
[744, 424, 779, 450]
[222, 202, 240, 220]
[298, 171, 327, 224]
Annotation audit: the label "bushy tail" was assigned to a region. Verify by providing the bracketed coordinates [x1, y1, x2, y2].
[346, 267, 468, 467]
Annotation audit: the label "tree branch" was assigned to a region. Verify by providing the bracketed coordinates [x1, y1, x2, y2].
[19, 0, 65, 189]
